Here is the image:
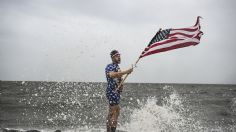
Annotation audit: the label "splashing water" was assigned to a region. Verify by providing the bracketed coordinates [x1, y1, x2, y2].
[18, 82, 107, 129]
[122, 90, 203, 132]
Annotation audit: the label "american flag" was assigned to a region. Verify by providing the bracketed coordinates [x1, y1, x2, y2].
[139, 16, 203, 58]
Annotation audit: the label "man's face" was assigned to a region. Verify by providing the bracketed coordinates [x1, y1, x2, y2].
[112, 54, 121, 64]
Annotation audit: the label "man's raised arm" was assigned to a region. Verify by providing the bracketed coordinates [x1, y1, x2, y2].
[108, 68, 133, 78]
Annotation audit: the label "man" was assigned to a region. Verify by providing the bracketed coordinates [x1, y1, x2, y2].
[105, 50, 133, 132]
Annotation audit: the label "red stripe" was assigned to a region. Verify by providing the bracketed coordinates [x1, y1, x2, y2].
[145, 38, 182, 51]
[172, 26, 199, 32]
[169, 32, 196, 38]
[143, 32, 202, 55]
[140, 41, 198, 58]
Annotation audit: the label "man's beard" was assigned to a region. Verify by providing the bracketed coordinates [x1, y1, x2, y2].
[117, 60, 120, 64]
[115, 59, 121, 64]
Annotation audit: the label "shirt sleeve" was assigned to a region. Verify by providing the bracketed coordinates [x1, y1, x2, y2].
[105, 64, 115, 76]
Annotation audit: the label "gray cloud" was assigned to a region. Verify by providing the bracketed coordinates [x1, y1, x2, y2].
[0, 0, 236, 84]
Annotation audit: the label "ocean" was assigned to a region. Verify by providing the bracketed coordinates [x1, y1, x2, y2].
[0, 81, 236, 132]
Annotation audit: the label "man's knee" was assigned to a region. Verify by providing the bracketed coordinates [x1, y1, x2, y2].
[111, 105, 120, 115]
[116, 105, 120, 117]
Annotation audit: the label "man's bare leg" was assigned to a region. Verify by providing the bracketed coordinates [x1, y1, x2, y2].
[107, 106, 112, 132]
[110, 105, 120, 132]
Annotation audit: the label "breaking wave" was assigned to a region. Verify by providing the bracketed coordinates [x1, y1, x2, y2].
[122, 89, 203, 132]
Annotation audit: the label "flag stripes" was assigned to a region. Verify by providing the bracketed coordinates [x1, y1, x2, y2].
[140, 17, 203, 58]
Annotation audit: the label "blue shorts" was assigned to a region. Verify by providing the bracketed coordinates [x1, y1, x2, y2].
[106, 90, 120, 106]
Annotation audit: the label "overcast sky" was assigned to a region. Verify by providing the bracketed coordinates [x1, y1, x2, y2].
[1, 0, 236, 84]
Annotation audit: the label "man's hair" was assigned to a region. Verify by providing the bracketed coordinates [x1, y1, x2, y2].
[110, 50, 120, 58]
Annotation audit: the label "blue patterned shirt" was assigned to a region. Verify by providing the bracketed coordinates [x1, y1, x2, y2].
[105, 63, 120, 92]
